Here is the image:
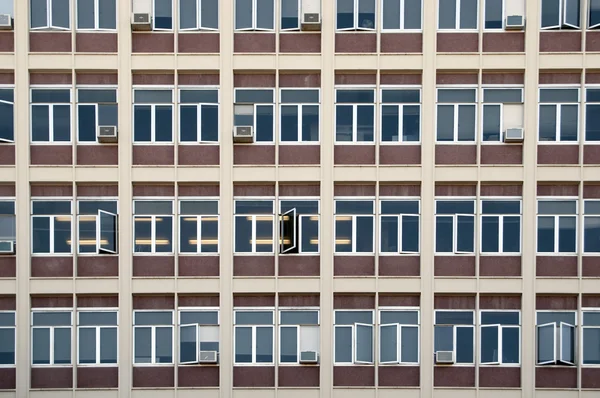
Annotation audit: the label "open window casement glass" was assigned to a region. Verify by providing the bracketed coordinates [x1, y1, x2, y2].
[481, 324, 500, 365]
[562, 0, 580, 28]
[559, 322, 576, 365]
[591, 0, 600, 29]
[98, 210, 117, 254]
[379, 323, 399, 364]
[354, 323, 374, 364]
[280, 208, 297, 254]
[537, 322, 557, 365]
[179, 324, 199, 364]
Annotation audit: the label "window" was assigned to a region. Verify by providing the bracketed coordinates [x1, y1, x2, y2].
[30, 88, 72, 143]
[582, 311, 600, 365]
[335, 200, 374, 253]
[0, 201, 15, 249]
[0, 88, 14, 143]
[31, 310, 72, 365]
[436, 88, 476, 142]
[484, 0, 503, 29]
[380, 200, 419, 253]
[381, 88, 421, 143]
[179, 0, 218, 30]
[31, 200, 72, 255]
[279, 310, 319, 363]
[77, 310, 118, 365]
[30, 0, 70, 30]
[279, 199, 319, 254]
[438, 0, 478, 30]
[133, 89, 174, 143]
[482, 88, 524, 142]
[77, 200, 118, 254]
[179, 200, 219, 253]
[235, 0, 274, 30]
[585, 88, 600, 142]
[381, 0, 422, 30]
[179, 309, 219, 364]
[379, 310, 419, 364]
[539, 88, 579, 142]
[281, 0, 300, 30]
[434, 311, 474, 364]
[234, 89, 274, 143]
[435, 200, 475, 254]
[541, 0, 580, 29]
[480, 200, 521, 253]
[0, 312, 15, 366]
[280, 89, 319, 143]
[133, 311, 174, 364]
[179, 89, 219, 143]
[337, 0, 376, 30]
[0, 0, 14, 18]
[335, 89, 375, 143]
[76, 0, 116, 30]
[234, 200, 274, 253]
[234, 310, 274, 364]
[536, 311, 576, 365]
[584, 200, 600, 253]
[480, 311, 520, 365]
[334, 310, 373, 364]
[591, 0, 600, 29]
[77, 88, 118, 143]
[537, 199, 577, 253]
[154, 0, 173, 29]
[133, 200, 174, 253]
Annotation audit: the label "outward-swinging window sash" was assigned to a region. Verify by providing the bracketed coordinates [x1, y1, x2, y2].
[336, 0, 377, 31]
[31, 0, 71, 30]
[179, 0, 219, 31]
[235, 0, 275, 31]
[0, 88, 14, 143]
[76, 0, 117, 31]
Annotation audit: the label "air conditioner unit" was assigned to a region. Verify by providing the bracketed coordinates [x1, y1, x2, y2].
[435, 351, 455, 364]
[301, 13, 321, 31]
[0, 241, 14, 254]
[505, 15, 525, 30]
[199, 350, 218, 363]
[0, 14, 12, 30]
[97, 126, 118, 143]
[131, 13, 151, 30]
[233, 126, 254, 143]
[300, 351, 319, 364]
[504, 127, 524, 143]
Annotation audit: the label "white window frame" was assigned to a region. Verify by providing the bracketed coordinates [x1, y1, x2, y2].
[585, 86, 600, 142]
[76, 86, 118, 144]
[479, 310, 521, 366]
[334, 210, 375, 255]
[233, 308, 275, 366]
[178, 199, 220, 254]
[336, 0, 377, 31]
[435, 86, 477, 144]
[76, 0, 117, 31]
[582, 309, 600, 366]
[280, 0, 301, 31]
[535, 311, 577, 366]
[152, 0, 174, 31]
[31, 309, 73, 366]
[233, 88, 276, 144]
[380, 0, 423, 31]
[30, 0, 71, 30]
[378, 307, 420, 365]
[279, 198, 320, 255]
[536, 198, 578, 254]
[540, 0, 581, 30]
[479, 198, 522, 255]
[379, 103, 422, 144]
[76, 198, 119, 255]
[480, 86, 524, 143]
[30, 86, 73, 144]
[334, 87, 376, 144]
[31, 199, 73, 255]
[233, 199, 275, 254]
[76, 308, 119, 366]
[278, 88, 321, 144]
[437, 0, 479, 31]
[178, 308, 220, 365]
[379, 198, 420, 254]
[434, 199, 476, 255]
[178, 88, 220, 144]
[278, 308, 320, 365]
[0, 85, 14, 143]
[537, 91, 581, 143]
[434, 309, 476, 365]
[133, 199, 174, 255]
[0, 311, 16, 367]
[178, 0, 219, 31]
[483, 0, 505, 30]
[132, 310, 175, 366]
[234, 0, 275, 31]
[333, 309, 375, 365]
[584, 199, 600, 254]
[132, 87, 174, 144]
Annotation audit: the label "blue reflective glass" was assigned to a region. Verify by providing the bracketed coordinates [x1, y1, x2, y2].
[78, 104, 96, 142]
[201, 105, 218, 142]
[180, 105, 197, 141]
[31, 105, 50, 142]
[256, 105, 273, 142]
[134, 106, 152, 142]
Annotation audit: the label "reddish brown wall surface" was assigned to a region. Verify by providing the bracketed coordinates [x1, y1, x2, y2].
[233, 366, 275, 387]
[279, 33, 321, 52]
[333, 366, 374, 386]
[132, 366, 174, 388]
[279, 255, 320, 276]
[434, 366, 475, 387]
[380, 33, 422, 53]
[479, 367, 520, 387]
[233, 256, 275, 276]
[378, 256, 420, 276]
[77, 367, 118, 388]
[482, 33, 525, 52]
[335, 34, 376, 53]
[177, 366, 219, 387]
[535, 367, 577, 388]
[437, 33, 478, 52]
[278, 366, 319, 387]
[378, 366, 420, 387]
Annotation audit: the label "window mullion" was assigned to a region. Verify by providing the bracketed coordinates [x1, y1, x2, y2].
[555, 216, 560, 253]
[353, 105, 358, 142]
[252, 326, 257, 364]
[252, 0, 257, 29]
[151, 105, 157, 143]
[498, 215, 504, 253]
[456, 0, 461, 29]
[556, 105, 562, 142]
[399, 0, 404, 29]
[354, 0, 359, 29]
[151, 326, 156, 364]
[96, 326, 101, 364]
[48, 104, 54, 142]
[197, 0, 202, 29]
[95, 0, 100, 29]
[151, 216, 157, 253]
[196, 104, 202, 141]
[398, 215, 403, 253]
[50, 216, 56, 254]
[297, 104, 303, 141]
[352, 216, 357, 252]
[197, 216, 202, 253]
[453, 214, 458, 253]
[397, 325, 402, 363]
[454, 105, 459, 142]
[48, 0, 52, 27]
[252, 216, 257, 253]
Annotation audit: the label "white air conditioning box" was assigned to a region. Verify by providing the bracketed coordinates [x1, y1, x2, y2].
[132, 13, 152, 30]
[435, 351, 455, 364]
[505, 15, 525, 30]
[0, 14, 12, 30]
[301, 0, 321, 30]
[233, 126, 254, 143]
[97, 126, 118, 143]
[300, 351, 319, 363]
[0, 241, 14, 254]
[504, 127, 524, 143]
[199, 350, 218, 363]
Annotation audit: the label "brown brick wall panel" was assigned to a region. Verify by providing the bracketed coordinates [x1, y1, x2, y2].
[539, 31, 582, 52]
[29, 32, 72, 52]
[0, 257, 15, 278]
[177, 366, 219, 387]
[434, 295, 475, 309]
[584, 145, 600, 165]
[31, 184, 73, 197]
[31, 296, 73, 308]
[278, 255, 320, 277]
[335, 33, 376, 53]
[335, 73, 377, 85]
[234, 74, 276, 87]
[279, 73, 321, 88]
[538, 145, 579, 165]
[536, 256, 578, 277]
[178, 73, 220, 86]
[378, 366, 419, 387]
[334, 256, 375, 276]
[132, 366, 174, 388]
[132, 256, 175, 277]
[31, 257, 73, 278]
[0, 296, 15, 310]
[334, 184, 376, 196]
[178, 145, 220, 166]
[0, 368, 15, 389]
[479, 367, 520, 388]
[434, 256, 476, 277]
[437, 33, 478, 52]
[132, 295, 174, 310]
[378, 294, 420, 307]
[77, 295, 118, 308]
[31, 367, 73, 389]
[380, 33, 423, 53]
[0, 32, 13, 52]
[434, 366, 475, 387]
[233, 366, 275, 387]
[77, 145, 118, 166]
[536, 295, 577, 310]
[132, 184, 175, 197]
[583, 294, 600, 307]
[178, 33, 220, 53]
[333, 366, 374, 386]
[178, 184, 220, 197]
[583, 257, 600, 277]
[333, 294, 375, 309]
[30, 73, 72, 85]
[380, 74, 422, 85]
[77, 367, 118, 388]
[279, 145, 320, 165]
[132, 145, 175, 166]
[586, 31, 600, 52]
[279, 33, 321, 53]
[379, 184, 420, 197]
[0, 184, 14, 196]
[582, 368, 600, 388]
[479, 295, 521, 310]
[539, 72, 581, 84]
[537, 184, 579, 196]
[481, 145, 522, 165]
[0, 145, 14, 165]
[535, 367, 577, 388]
[76, 73, 118, 85]
[482, 73, 525, 85]
[278, 184, 320, 196]
[586, 72, 600, 84]
[480, 184, 522, 196]
[379, 145, 421, 165]
[178, 295, 219, 307]
[76, 33, 118, 53]
[132, 74, 175, 85]
[178, 256, 219, 277]
[378, 256, 420, 276]
[435, 184, 476, 196]
[435, 145, 477, 165]
[233, 295, 275, 307]
[0, 72, 13, 84]
[77, 184, 118, 197]
[436, 73, 478, 85]
[233, 184, 275, 196]
[334, 145, 376, 165]
[479, 256, 522, 277]
[278, 366, 319, 387]
[77, 256, 119, 277]
[482, 32, 525, 52]
[233, 145, 276, 165]
[132, 33, 174, 53]
[233, 33, 276, 53]
[278, 295, 320, 307]
[30, 145, 73, 165]
[233, 256, 275, 276]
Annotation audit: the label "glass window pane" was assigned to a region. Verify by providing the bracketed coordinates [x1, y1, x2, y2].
[155, 106, 173, 142]
[52, 0, 70, 28]
[99, 0, 116, 29]
[459, 0, 477, 29]
[381, 311, 419, 325]
[155, 0, 173, 29]
[0, 328, 14, 365]
[78, 215, 96, 253]
[483, 105, 501, 141]
[560, 104, 578, 141]
[180, 0, 197, 29]
[482, 216, 499, 252]
[99, 212, 117, 253]
[77, 0, 95, 29]
[180, 324, 197, 363]
[404, 0, 421, 29]
[485, 0, 503, 28]
[201, 0, 219, 28]
[358, 0, 375, 29]
[78, 327, 96, 363]
[281, 105, 299, 142]
[335, 326, 352, 362]
[356, 216, 373, 252]
[201, 105, 218, 142]
[32, 328, 50, 364]
[586, 104, 600, 141]
[256, 0, 274, 29]
[32, 217, 50, 253]
[402, 215, 419, 252]
[31, 0, 48, 28]
[583, 312, 600, 326]
[300, 216, 319, 253]
[256, 326, 273, 362]
[435, 216, 453, 252]
[401, 326, 419, 362]
[235, 327, 252, 362]
[583, 328, 600, 364]
[482, 200, 521, 214]
[281, 0, 298, 29]
[537, 323, 555, 363]
[434, 325, 453, 351]
[481, 325, 499, 363]
[335, 218, 352, 252]
[235, 201, 273, 215]
[336, 105, 353, 141]
[180, 105, 198, 142]
[134, 106, 152, 142]
[54, 328, 71, 364]
[381, 216, 398, 252]
[561, 323, 575, 363]
[438, 89, 476, 103]
[382, 0, 400, 29]
[382, 105, 399, 142]
[31, 105, 50, 142]
[537, 216, 555, 252]
[281, 89, 320, 104]
[256, 105, 273, 142]
[436, 311, 473, 325]
[403, 105, 420, 141]
[457, 105, 475, 141]
[540, 88, 579, 103]
[456, 327, 473, 363]
[155, 216, 173, 253]
[53, 217, 72, 253]
[0, 102, 13, 141]
[79, 312, 117, 326]
[502, 327, 520, 364]
[382, 201, 419, 215]
[503, 216, 521, 252]
[32, 312, 71, 326]
[539, 105, 558, 141]
[134, 327, 151, 363]
[336, 90, 375, 103]
[180, 311, 218, 325]
[541, 0, 560, 27]
[235, 311, 273, 325]
[302, 105, 319, 141]
[255, 217, 273, 253]
[337, 0, 354, 29]
[280, 326, 297, 362]
[356, 324, 373, 362]
[558, 216, 576, 253]
[564, 0, 580, 27]
[156, 327, 173, 363]
[437, 105, 454, 141]
[538, 200, 577, 215]
[180, 217, 196, 253]
[52, 105, 71, 142]
[591, 0, 600, 27]
[100, 327, 117, 363]
[537, 312, 576, 325]
[380, 324, 398, 362]
[438, 0, 456, 29]
[77, 105, 96, 142]
[134, 217, 152, 253]
[484, 89, 523, 103]
[200, 217, 218, 253]
[585, 216, 600, 253]
[335, 311, 373, 325]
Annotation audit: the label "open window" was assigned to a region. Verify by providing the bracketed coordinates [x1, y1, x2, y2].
[98, 210, 117, 254]
[560, 322, 575, 365]
[279, 310, 320, 364]
[379, 323, 419, 364]
[354, 323, 374, 364]
[591, 0, 600, 29]
[537, 321, 576, 365]
[0, 88, 14, 143]
[537, 322, 557, 365]
[541, 0, 580, 29]
[280, 208, 296, 254]
[179, 323, 219, 364]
